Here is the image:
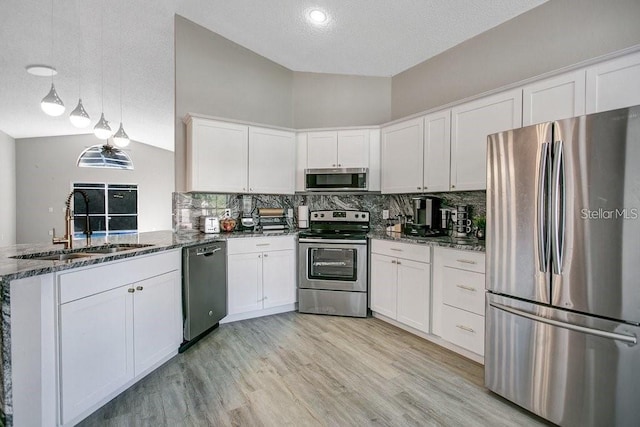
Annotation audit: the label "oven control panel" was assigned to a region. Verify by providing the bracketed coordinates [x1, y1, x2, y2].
[310, 210, 369, 222]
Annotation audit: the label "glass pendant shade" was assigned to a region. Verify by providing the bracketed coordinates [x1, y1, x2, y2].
[69, 98, 91, 128]
[93, 112, 112, 139]
[112, 122, 130, 147]
[41, 83, 65, 116]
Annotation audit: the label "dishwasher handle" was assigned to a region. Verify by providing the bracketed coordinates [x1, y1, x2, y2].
[196, 247, 222, 256]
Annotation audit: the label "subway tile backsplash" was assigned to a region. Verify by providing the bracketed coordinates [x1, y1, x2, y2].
[173, 191, 486, 232]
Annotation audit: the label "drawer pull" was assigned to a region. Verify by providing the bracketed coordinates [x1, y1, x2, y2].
[456, 284, 476, 292]
[390, 248, 403, 252]
[456, 324, 475, 333]
[256, 243, 271, 247]
[456, 259, 477, 264]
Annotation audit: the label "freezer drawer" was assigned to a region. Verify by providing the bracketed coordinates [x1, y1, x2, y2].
[485, 294, 640, 427]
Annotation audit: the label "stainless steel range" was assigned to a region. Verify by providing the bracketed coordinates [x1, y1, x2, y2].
[298, 210, 369, 317]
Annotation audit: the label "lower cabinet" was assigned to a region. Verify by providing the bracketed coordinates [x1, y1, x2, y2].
[227, 236, 296, 319]
[432, 247, 486, 357]
[370, 240, 431, 333]
[57, 251, 182, 425]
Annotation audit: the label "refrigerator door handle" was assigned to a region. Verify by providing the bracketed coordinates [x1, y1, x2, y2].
[551, 140, 565, 274]
[490, 302, 637, 345]
[537, 142, 550, 272]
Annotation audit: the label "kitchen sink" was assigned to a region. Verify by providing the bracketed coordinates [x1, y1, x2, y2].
[80, 243, 154, 254]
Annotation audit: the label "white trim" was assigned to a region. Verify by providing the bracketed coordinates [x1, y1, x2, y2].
[220, 303, 297, 324]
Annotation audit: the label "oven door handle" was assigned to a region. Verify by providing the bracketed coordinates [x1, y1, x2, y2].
[299, 238, 368, 244]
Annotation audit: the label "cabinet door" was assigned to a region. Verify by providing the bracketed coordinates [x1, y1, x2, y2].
[133, 270, 181, 375]
[307, 131, 338, 168]
[248, 127, 296, 194]
[423, 110, 451, 192]
[523, 70, 586, 126]
[396, 259, 431, 333]
[337, 130, 370, 168]
[451, 89, 522, 191]
[381, 117, 424, 193]
[262, 249, 296, 309]
[186, 119, 248, 193]
[586, 51, 640, 114]
[370, 253, 398, 319]
[228, 253, 263, 315]
[59, 286, 134, 424]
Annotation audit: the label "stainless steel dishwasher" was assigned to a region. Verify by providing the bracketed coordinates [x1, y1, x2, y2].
[181, 241, 227, 351]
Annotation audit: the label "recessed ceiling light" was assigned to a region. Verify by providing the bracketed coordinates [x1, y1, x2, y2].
[308, 9, 328, 24]
[26, 64, 57, 77]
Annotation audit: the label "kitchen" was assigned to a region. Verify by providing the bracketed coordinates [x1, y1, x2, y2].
[1, 0, 640, 426]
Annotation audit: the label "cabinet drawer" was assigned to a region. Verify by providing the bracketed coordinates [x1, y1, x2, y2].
[227, 235, 295, 255]
[370, 239, 430, 263]
[58, 250, 181, 304]
[442, 267, 485, 315]
[441, 304, 485, 356]
[438, 248, 485, 273]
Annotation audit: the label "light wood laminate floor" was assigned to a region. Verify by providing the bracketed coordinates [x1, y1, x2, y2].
[79, 312, 548, 426]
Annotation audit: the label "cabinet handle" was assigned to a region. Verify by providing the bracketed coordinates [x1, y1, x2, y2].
[332, 164, 336, 167]
[397, 261, 402, 265]
[456, 324, 475, 333]
[128, 288, 135, 293]
[391, 260, 397, 264]
[456, 259, 477, 265]
[456, 284, 476, 292]
[264, 254, 268, 257]
[136, 286, 144, 291]
[258, 254, 261, 258]
[390, 248, 403, 252]
[451, 185, 456, 189]
[250, 188, 253, 191]
[338, 164, 341, 167]
[417, 187, 421, 190]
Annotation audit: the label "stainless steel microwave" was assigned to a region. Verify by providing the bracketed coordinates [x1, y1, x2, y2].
[304, 168, 368, 192]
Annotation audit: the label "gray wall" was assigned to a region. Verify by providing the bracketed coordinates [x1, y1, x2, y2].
[15, 134, 174, 244]
[293, 72, 391, 128]
[0, 130, 16, 246]
[391, 0, 640, 119]
[175, 15, 294, 191]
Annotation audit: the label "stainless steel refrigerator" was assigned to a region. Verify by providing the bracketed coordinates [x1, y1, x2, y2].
[485, 106, 640, 427]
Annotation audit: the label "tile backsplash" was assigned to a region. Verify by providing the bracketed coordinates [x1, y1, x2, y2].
[173, 191, 486, 231]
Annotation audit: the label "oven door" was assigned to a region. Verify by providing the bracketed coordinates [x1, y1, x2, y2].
[298, 241, 367, 292]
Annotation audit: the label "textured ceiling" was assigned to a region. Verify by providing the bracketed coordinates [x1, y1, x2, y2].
[0, 0, 546, 151]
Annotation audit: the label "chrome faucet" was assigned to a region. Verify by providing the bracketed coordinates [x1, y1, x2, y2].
[52, 190, 92, 249]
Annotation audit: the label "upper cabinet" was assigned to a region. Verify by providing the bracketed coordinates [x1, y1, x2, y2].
[185, 115, 296, 194]
[248, 127, 296, 194]
[380, 111, 450, 194]
[522, 70, 586, 126]
[306, 130, 370, 169]
[450, 89, 522, 191]
[586, 50, 640, 114]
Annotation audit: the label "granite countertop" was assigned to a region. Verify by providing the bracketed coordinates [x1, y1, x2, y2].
[0, 229, 298, 282]
[368, 230, 486, 252]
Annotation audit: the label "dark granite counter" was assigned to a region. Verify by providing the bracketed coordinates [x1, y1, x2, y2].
[0, 229, 297, 425]
[368, 230, 486, 252]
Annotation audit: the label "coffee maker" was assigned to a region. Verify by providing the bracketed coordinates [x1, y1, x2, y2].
[402, 196, 444, 237]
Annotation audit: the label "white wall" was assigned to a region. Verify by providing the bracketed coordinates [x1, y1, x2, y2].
[0, 130, 16, 246]
[15, 134, 174, 244]
[391, 0, 640, 119]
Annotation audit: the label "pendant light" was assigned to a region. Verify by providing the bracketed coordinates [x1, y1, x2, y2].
[112, 0, 130, 148]
[69, 0, 90, 128]
[41, 0, 65, 117]
[93, 5, 111, 139]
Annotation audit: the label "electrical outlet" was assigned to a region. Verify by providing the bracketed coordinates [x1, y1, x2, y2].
[48, 229, 53, 236]
[287, 208, 294, 218]
[48, 207, 54, 213]
[382, 209, 389, 220]
[224, 208, 231, 218]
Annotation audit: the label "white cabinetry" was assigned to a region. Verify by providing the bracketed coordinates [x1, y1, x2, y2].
[226, 236, 296, 321]
[586, 50, 640, 114]
[307, 130, 370, 169]
[370, 239, 431, 333]
[380, 110, 450, 194]
[57, 251, 181, 425]
[451, 89, 522, 190]
[185, 115, 296, 194]
[523, 70, 586, 126]
[432, 247, 485, 357]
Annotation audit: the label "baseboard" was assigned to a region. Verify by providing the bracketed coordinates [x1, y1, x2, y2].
[220, 303, 297, 324]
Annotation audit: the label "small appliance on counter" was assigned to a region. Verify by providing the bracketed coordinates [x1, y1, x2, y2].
[238, 195, 256, 232]
[402, 196, 445, 237]
[258, 208, 288, 231]
[297, 205, 309, 229]
[452, 205, 472, 238]
[199, 216, 220, 234]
